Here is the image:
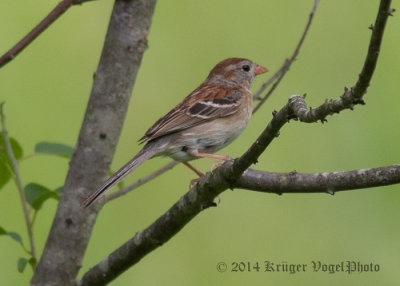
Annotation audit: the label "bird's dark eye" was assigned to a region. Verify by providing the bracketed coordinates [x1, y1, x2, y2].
[242, 65, 250, 72]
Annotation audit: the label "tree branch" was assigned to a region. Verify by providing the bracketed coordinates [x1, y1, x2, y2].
[352, 0, 394, 99]
[30, 0, 157, 285]
[0, 0, 96, 68]
[77, 0, 393, 284]
[236, 165, 400, 194]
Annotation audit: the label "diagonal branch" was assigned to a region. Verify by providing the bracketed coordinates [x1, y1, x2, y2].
[0, 0, 97, 68]
[77, 1, 393, 284]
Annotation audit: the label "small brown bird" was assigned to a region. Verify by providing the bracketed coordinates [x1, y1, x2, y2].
[82, 58, 268, 207]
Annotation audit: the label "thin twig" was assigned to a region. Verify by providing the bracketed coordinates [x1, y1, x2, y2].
[253, 0, 319, 112]
[0, 0, 96, 68]
[0, 103, 37, 260]
[105, 161, 179, 202]
[252, 63, 286, 100]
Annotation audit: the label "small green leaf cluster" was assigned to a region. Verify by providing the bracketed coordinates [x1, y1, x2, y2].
[0, 138, 73, 273]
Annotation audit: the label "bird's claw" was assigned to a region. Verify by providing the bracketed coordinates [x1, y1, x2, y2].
[210, 156, 232, 173]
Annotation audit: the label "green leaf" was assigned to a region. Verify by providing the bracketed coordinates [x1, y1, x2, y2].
[0, 135, 23, 189]
[8, 232, 22, 244]
[28, 257, 37, 270]
[25, 183, 51, 205]
[0, 226, 7, 235]
[34, 142, 74, 158]
[0, 135, 23, 158]
[17, 257, 28, 273]
[32, 192, 59, 210]
[25, 183, 59, 210]
[0, 228, 26, 252]
[54, 186, 63, 196]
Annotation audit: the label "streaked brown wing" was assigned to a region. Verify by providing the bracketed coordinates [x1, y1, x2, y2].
[140, 84, 243, 143]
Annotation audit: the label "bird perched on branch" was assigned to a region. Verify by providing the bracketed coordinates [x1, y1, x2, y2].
[82, 58, 268, 207]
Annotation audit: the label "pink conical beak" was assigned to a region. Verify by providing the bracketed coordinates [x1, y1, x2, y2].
[255, 64, 268, 75]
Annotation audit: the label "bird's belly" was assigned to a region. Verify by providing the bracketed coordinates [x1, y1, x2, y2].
[164, 108, 252, 162]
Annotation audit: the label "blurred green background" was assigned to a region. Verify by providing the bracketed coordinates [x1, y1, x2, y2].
[1, 0, 400, 285]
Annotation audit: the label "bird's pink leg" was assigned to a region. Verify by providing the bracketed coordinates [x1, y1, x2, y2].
[183, 155, 228, 204]
[183, 161, 204, 177]
[183, 161, 204, 187]
[183, 152, 233, 187]
[191, 152, 232, 173]
[192, 152, 232, 161]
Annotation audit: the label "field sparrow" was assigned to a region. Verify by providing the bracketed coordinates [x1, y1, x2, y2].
[82, 58, 268, 207]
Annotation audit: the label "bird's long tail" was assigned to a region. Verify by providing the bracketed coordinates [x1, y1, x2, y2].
[81, 143, 160, 208]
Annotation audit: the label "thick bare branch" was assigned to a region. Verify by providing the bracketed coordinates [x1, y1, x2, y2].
[30, 1, 157, 285]
[237, 165, 400, 194]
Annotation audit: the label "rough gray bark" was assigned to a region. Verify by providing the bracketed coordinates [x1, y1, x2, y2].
[30, 0, 157, 285]
[236, 165, 400, 194]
